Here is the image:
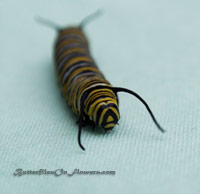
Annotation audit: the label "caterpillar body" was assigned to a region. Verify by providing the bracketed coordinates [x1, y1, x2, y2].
[37, 11, 165, 151]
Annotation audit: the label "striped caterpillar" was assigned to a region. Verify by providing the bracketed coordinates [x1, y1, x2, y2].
[37, 10, 165, 151]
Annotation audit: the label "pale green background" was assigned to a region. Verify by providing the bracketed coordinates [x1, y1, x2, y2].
[1, 0, 200, 193]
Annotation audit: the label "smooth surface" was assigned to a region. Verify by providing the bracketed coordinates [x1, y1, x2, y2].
[1, 0, 200, 193]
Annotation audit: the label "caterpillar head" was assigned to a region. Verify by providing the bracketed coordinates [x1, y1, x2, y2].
[78, 87, 165, 151]
[94, 103, 120, 131]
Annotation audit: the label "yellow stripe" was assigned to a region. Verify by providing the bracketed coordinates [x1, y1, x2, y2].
[59, 28, 87, 37]
[58, 29, 88, 44]
[84, 88, 115, 105]
[56, 39, 84, 52]
[87, 97, 113, 118]
[76, 79, 111, 102]
[104, 123, 115, 129]
[85, 91, 115, 110]
[93, 102, 106, 124]
[107, 116, 114, 122]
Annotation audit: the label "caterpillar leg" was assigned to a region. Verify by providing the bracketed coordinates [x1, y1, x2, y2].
[76, 117, 87, 127]
[92, 124, 95, 132]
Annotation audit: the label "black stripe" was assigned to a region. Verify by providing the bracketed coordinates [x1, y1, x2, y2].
[60, 61, 95, 77]
[95, 104, 107, 125]
[57, 52, 91, 73]
[61, 63, 97, 85]
[56, 34, 86, 47]
[57, 51, 89, 64]
[55, 43, 88, 59]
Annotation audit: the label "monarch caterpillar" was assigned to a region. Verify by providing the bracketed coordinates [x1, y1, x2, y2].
[37, 10, 165, 151]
